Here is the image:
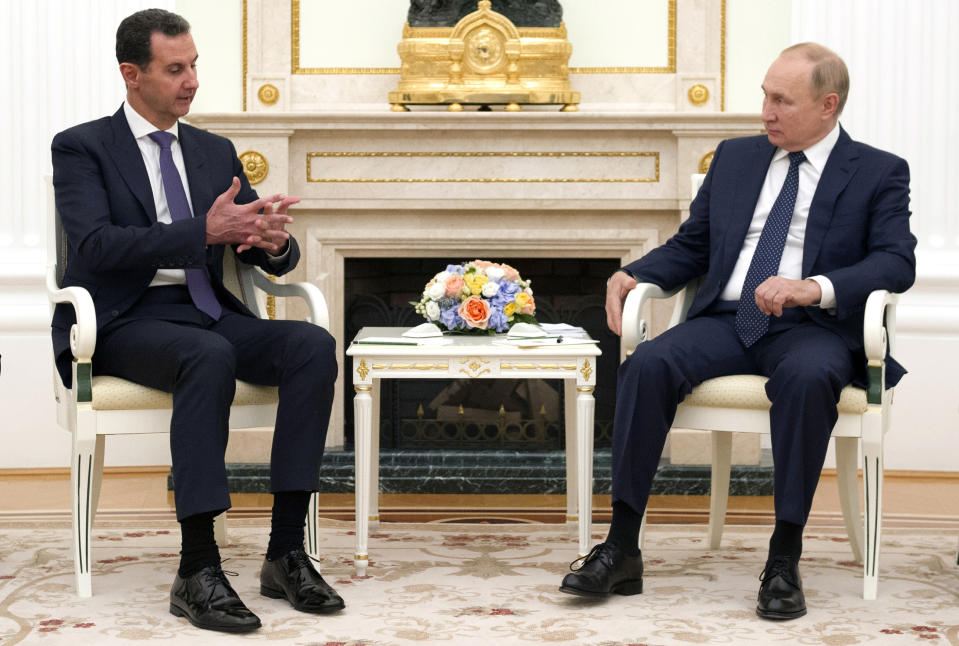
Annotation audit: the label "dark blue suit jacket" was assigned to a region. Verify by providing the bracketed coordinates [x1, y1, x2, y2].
[625, 127, 917, 387]
[51, 107, 300, 384]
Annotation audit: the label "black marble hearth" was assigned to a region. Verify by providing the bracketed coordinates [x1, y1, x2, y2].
[166, 449, 775, 496]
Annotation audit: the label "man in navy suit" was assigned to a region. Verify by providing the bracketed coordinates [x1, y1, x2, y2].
[52, 9, 343, 633]
[560, 43, 916, 619]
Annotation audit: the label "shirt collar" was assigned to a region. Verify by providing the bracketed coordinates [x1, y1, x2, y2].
[772, 122, 840, 173]
[123, 101, 180, 142]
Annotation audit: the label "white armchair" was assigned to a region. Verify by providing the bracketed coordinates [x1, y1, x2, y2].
[622, 279, 899, 600]
[46, 200, 330, 597]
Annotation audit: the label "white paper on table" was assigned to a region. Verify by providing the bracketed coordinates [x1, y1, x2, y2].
[353, 336, 453, 346]
[402, 322, 444, 338]
[492, 337, 599, 348]
[539, 323, 587, 337]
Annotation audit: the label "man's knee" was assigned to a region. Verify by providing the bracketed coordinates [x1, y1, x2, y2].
[286, 323, 337, 379]
[619, 338, 676, 384]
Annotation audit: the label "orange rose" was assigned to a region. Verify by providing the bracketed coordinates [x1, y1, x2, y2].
[445, 274, 465, 297]
[458, 295, 491, 329]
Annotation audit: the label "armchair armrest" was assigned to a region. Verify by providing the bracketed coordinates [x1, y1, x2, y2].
[45, 266, 97, 362]
[621, 283, 681, 353]
[245, 267, 330, 330]
[862, 289, 899, 405]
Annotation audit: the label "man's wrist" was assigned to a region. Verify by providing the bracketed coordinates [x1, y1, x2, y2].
[607, 268, 636, 286]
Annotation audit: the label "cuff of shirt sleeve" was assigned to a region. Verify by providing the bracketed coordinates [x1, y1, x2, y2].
[809, 275, 836, 311]
[265, 240, 291, 266]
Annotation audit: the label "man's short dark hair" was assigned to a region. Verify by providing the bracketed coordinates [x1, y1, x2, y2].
[116, 9, 191, 68]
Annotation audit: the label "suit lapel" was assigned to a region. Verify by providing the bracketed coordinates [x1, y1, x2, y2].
[803, 127, 858, 276]
[106, 108, 157, 221]
[719, 138, 776, 281]
[178, 125, 213, 219]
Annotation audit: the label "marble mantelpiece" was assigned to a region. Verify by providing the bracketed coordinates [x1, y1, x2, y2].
[187, 110, 763, 448]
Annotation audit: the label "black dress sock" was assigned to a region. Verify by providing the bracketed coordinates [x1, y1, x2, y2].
[178, 510, 222, 577]
[768, 519, 804, 559]
[604, 500, 643, 555]
[266, 490, 313, 561]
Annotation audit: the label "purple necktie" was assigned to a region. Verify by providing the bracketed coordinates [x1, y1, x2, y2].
[735, 150, 806, 347]
[148, 131, 221, 320]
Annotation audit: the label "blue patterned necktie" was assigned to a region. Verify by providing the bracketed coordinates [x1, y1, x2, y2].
[735, 150, 806, 347]
[148, 131, 222, 320]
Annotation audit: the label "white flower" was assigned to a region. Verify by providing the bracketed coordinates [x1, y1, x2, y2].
[485, 267, 505, 281]
[434, 271, 451, 283]
[481, 281, 500, 298]
[426, 281, 447, 300]
[425, 301, 440, 320]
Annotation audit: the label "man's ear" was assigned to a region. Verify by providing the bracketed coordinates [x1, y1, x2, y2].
[119, 62, 141, 89]
[822, 92, 839, 119]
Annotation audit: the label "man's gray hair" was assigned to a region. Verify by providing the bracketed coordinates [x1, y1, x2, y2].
[782, 42, 849, 115]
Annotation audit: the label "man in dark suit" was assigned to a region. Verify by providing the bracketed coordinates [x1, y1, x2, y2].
[51, 9, 343, 633]
[559, 43, 916, 619]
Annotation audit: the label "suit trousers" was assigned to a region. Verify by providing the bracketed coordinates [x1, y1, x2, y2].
[612, 306, 854, 526]
[92, 286, 337, 520]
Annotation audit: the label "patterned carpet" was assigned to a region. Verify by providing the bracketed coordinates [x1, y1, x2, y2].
[1, 520, 957, 645]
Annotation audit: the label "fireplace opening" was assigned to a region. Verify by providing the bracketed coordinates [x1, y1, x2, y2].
[343, 258, 620, 451]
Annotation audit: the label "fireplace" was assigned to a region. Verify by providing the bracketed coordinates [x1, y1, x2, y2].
[342, 257, 619, 450]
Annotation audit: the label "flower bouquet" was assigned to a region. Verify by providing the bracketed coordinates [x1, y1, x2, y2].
[412, 260, 537, 333]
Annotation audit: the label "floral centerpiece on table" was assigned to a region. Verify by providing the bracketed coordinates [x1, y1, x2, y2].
[412, 260, 537, 333]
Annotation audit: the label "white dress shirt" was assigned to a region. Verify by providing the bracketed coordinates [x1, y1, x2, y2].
[720, 123, 840, 310]
[124, 101, 195, 287]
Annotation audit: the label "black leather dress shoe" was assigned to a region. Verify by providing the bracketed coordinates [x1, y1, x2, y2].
[169, 565, 261, 633]
[559, 542, 644, 597]
[756, 555, 807, 620]
[260, 549, 345, 614]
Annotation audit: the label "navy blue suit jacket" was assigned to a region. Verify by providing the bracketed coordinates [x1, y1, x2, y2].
[51, 107, 300, 384]
[624, 127, 917, 387]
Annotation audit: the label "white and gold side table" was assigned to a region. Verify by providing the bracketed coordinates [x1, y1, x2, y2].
[345, 326, 602, 575]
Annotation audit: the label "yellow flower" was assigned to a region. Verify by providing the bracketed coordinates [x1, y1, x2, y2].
[466, 275, 488, 295]
[504, 302, 516, 318]
[514, 292, 530, 309]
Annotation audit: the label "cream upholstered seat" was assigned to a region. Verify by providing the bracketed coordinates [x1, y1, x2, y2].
[46, 195, 331, 598]
[683, 374, 868, 413]
[89, 376, 279, 410]
[620, 174, 899, 601]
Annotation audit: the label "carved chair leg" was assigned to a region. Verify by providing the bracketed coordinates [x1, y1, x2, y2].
[835, 435, 864, 562]
[861, 408, 884, 600]
[708, 431, 733, 550]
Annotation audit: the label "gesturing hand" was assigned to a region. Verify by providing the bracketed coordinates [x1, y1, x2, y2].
[606, 270, 638, 336]
[205, 177, 300, 254]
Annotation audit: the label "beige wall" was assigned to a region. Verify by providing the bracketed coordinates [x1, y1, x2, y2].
[176, 0, 792, 114]
[176, 0, 243, 113]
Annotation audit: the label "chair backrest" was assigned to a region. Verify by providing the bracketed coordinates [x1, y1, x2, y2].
[45, 176, 67, 290]
[221, 247, 268, 318]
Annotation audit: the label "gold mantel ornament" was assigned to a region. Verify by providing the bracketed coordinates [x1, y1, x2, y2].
[687, 83, 710, 106]
[257, 83, 279, 106]
[388, 0, 579, 112]
[239, 150, 269, 185]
